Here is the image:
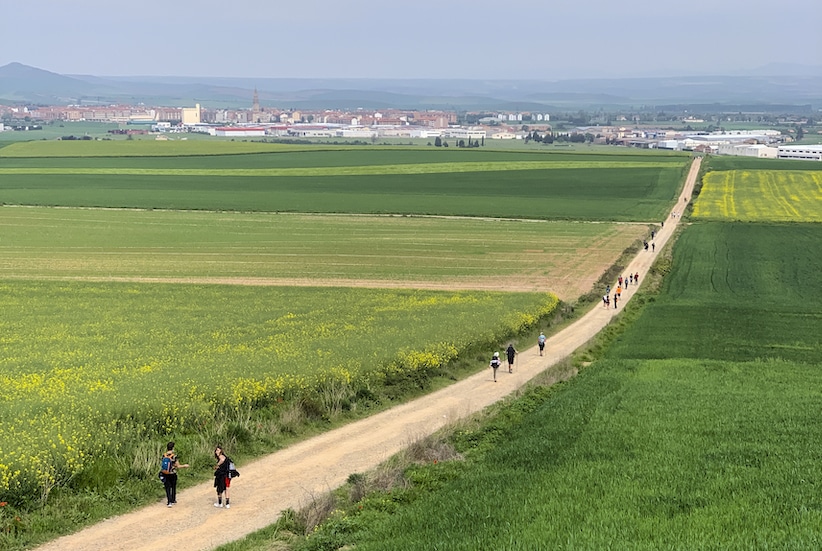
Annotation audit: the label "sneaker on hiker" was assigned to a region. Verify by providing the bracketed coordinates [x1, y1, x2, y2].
[167, 503, 173, 507]
[214, 502, 223, 508]
[225, 504, 230, 509]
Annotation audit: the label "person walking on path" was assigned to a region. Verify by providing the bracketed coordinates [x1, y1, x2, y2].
[490, 352, 501, 382]
[613, 293, 618, 309]
[161, 441, 189, 508]
[506, 344, 517, 373]
[213, 445, 233, 509]
[537, 332, 547, 356]
[603, 294, 609, 308]
[652, 242, 655, 252]
[635, 272, 639, 284]
[616, 285, 622, 297]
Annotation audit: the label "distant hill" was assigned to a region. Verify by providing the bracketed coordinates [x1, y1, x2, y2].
[0, 62, 112, 103]
[1, 62, 820, 111]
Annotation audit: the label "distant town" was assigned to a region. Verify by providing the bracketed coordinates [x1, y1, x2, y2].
[2, 92, 821, 161]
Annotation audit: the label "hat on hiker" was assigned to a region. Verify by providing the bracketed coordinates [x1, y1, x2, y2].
[493, 352, 499, 357]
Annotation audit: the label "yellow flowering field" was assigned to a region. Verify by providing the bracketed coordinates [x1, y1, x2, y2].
[693, 170, 822, 222]
[0, 280, 557, 503]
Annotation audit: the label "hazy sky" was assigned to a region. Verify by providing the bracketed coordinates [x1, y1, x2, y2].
[3, 0, 820, 79]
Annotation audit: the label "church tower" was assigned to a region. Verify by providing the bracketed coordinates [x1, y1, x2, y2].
[252, 88, 261, 116]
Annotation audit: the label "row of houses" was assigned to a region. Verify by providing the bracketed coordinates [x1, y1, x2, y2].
[197, 123, 491, 140]
[0, 103, 462, 129]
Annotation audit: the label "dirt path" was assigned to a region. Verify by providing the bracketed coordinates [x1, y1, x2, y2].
[35, 158, 700, 551]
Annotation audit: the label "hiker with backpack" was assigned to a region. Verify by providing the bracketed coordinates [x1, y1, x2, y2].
[537, 332, 547, 356]
[213, 445, 238, 509]
[160, 441, 189, 507]
[506, 343, 517, 373]
[490, 352, 501, 382]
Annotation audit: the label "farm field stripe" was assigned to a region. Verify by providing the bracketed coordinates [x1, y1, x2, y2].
[0, 274, 561, 293]
[694, 169, 822, 222]
[725, 171, 737, 219]
[0, 207, 646, 299]
[0, 160, 681, 177]
[0, 141, 367, 157]
[0, 140, 691, 158]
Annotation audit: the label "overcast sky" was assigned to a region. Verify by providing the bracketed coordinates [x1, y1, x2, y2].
[3, 0, 820, 79]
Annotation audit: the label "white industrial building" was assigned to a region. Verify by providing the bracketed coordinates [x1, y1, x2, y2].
[287, 124, 337, 138]
[444, 127, 486, 140]
[683, 133, 778, 148]
[717, 144, 778, 158]
[657, 140, 682, 150]
[777, 145, 822, 161]
[210, 126, 266, 137]
[338, 127, 377, 138]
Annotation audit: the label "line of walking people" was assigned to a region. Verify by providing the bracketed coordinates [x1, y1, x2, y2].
[488, 328, 550, 382]
[603, 271, 640, 309]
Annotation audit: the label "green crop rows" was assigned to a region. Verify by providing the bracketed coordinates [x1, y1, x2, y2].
[0, 146, 688, 221]
[608, 223, 822, 363]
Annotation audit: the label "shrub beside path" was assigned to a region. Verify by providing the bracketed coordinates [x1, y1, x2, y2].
[36, 157, 701, 551]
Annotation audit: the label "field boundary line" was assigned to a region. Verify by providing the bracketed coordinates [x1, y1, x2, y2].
[0, 203, 651, 224]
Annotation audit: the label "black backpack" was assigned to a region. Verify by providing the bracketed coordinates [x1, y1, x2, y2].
[227, 458, 240, 479]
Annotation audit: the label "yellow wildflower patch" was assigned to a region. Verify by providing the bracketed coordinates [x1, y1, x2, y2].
[694, 170, 822, 222]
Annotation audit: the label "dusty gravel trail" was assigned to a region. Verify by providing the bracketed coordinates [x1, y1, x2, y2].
[35, 158, 700, 551]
